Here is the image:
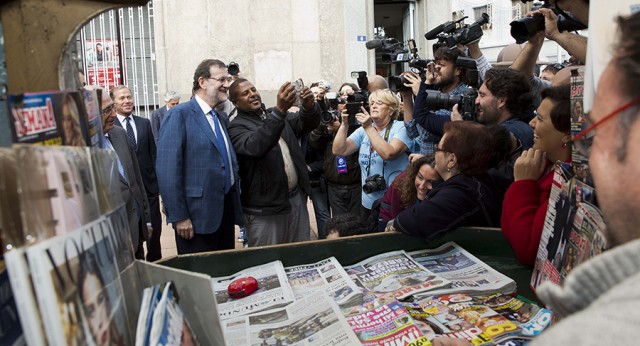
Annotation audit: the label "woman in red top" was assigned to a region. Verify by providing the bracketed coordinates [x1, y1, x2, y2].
[501, 85, 572, 265]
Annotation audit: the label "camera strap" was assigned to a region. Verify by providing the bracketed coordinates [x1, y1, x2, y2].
[366, 121, 394, 178]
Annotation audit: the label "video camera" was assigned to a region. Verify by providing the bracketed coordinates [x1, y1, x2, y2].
[423, 57, 480, 121]
[509, 1, 587, 44]
[425, 13, 490, 53]
[387, 39, 433, 93]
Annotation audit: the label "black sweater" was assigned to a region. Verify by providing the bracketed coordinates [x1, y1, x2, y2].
[394, 173, 500, 240]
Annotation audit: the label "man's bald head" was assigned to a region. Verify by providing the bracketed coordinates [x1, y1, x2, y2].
[367, 75, 389, 92]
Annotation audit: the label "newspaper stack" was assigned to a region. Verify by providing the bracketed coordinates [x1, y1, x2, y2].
[409, 242, 517, 297]
[344, 250, 451, 309]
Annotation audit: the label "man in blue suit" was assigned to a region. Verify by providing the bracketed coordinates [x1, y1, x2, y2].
[156, 59, 242, 254]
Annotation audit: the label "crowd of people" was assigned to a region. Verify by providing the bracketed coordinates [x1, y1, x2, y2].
[87, 0, 640, 343]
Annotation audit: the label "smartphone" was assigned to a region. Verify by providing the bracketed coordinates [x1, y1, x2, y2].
[294, 78, 304, 105]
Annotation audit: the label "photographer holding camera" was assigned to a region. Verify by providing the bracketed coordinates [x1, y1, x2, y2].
[510, 4, 587, 102]
[412, 46, 470, 140]
[332, 89, 412, 222]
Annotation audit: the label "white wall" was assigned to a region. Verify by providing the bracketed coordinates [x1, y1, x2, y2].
[153, 0, 375, 106]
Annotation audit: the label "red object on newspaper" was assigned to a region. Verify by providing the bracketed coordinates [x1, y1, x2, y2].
[228, 277, 259, 299]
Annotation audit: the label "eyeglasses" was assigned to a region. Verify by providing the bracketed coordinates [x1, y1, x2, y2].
[434, 143, 448, 154]
[572, 96, 640, 156]
[101, 104, 115, 116]
[207, 76, 233, 83]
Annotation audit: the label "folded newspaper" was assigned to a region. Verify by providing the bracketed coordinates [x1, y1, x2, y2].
[212, 260, 295, 320]
[222, 291, 360, 345]
[284, 256, 363, 308]
[344, 250, 451, 302]
[409, 242, 517, 297]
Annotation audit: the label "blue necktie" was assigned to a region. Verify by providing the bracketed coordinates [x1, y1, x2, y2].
[125, 117, 137, 151]
[211, 111, 231, 194]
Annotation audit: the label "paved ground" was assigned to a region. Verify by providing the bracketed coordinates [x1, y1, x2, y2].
[157, 199, 319, 259]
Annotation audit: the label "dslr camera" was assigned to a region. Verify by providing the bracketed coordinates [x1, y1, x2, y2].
[319, 92, 343, 125]
[426, 13, 490, 53]
[363, 174, 386, 194]
[509, 1, 587, 44]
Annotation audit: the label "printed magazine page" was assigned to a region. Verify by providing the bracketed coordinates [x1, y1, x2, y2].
[284, 257, 363, 307]
[212, 260, 295, 321]
[25, 215, 132, 346]
[344, 250, 451, 301]
[531, 163, 572, 290]
[411, 293, 522, 345]
[147, 282, 200, 346]
[222, 291, 360, 346]
[409, 242, 516, 297]
[8, 91, 90, 147]
[345, 300, 430, 346]
[477, 293, 552, 339]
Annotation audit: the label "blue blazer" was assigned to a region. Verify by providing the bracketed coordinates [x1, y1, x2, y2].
[156, 98, 242, 234]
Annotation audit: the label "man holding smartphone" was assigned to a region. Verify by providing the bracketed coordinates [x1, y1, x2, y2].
[227, 78, 321, 246]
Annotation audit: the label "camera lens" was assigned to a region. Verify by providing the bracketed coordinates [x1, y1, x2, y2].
[509, 16, 545, 44]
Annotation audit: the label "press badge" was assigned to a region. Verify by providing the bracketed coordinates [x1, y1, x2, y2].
[336, 156, 347, 173]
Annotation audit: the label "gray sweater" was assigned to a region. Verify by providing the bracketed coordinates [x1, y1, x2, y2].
[531, 238, 640, 345]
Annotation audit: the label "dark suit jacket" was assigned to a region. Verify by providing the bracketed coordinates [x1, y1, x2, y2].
[151, 105, 168, 143]
[156, 98, 242, 234]
[107, 127, 151, 246]
[115, 115, 158, 195]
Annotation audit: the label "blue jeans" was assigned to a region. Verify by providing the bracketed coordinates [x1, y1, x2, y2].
[309, 184, 331, 238]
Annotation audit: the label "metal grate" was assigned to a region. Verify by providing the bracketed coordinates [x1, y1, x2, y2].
[75, 3, 158, 119]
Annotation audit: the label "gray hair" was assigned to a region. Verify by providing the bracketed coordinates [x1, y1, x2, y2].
[164, 90, 181, 102]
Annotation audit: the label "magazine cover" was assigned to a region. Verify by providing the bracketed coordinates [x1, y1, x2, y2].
[284, 257, 363, 307]
[223, 291, 360, 346]
[412, 293, 522, 345]
[344, 250, 451, 301]
[345, 300, 430, 346]
[212, 261, 295, 321]
[147, 282, 200, 346]
[25, 216, 132, 346]
[8, 91, 90, 146]
[14, 146, 100, 241]
[409, 242, 516, 297]
[478, 294, 552, 339]
[531, 165, 606, 289]
[531, 163, 573, 290]
[4, 247, 47, 346]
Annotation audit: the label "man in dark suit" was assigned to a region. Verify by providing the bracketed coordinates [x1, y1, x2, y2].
[99, 87, 151, 253]
[151, 90, 181, 143]
[156, 59, 242, 254]
[111, 85, 162, 261]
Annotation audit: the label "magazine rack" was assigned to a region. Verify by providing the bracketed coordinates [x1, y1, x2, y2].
[159, 228, 537, 302]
